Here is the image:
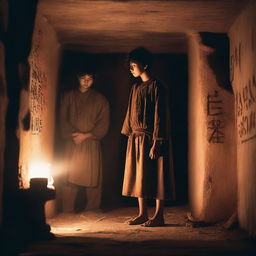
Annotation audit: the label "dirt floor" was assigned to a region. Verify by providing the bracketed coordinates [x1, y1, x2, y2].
[3, 205, 256, 256]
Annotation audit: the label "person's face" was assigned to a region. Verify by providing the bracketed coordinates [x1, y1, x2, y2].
[78, 74, 94, 91]
[129, 61, 146, 77]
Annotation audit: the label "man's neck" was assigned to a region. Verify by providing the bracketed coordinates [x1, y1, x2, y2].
[140, 71, 151, 82]
[79, 87, 89, 93]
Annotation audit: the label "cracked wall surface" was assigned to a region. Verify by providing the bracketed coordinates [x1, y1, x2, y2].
[188, 32, 236, 223]
[229, 0, 256, 236]
[17, 14, 61, 216]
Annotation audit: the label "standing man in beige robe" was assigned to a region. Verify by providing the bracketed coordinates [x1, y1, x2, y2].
[122, 47, 175, 227]
[60, 70, 110, 212]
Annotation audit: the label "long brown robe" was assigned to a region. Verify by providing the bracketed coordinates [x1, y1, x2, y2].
[60, 88, 109, 187]
[121, 78, 175, 200]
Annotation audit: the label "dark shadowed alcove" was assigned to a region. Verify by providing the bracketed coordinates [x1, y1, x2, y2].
[54, 51, 188, 211]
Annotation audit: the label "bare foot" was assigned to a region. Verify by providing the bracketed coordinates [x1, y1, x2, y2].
[141, 217, 165, 227]
[126, 215, 148, 225]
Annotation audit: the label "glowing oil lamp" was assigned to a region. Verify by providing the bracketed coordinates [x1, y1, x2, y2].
[28, 162, 55, 189]
[19, 161, 56, 239]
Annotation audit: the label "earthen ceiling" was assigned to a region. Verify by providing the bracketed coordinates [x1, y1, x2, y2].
[38, 0, 248, 53]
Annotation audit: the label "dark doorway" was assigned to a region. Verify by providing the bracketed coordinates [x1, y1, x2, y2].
[54, 51, 188, 211]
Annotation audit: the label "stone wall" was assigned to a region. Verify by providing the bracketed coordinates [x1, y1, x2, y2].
[18, 14, 60, 215]
[228, 0, 256, 236]
[188, 32, 236, 222]
[188, 33, 205, 220]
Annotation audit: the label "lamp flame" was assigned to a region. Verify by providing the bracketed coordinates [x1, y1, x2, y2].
[28, 162, 54, 189]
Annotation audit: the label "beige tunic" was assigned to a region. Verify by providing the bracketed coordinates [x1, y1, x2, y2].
[61, 88, 109, 187]
[121, 78, 175, 200]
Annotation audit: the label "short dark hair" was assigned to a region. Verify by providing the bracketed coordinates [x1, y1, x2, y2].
[76, 68, 96, 78]
[127, 47, 152, 67]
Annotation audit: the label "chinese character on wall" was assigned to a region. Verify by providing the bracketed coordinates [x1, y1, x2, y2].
[207, 90, 224, 143]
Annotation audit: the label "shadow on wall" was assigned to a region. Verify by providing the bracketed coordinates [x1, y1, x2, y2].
[54, 52, 188, 211]
[200, 32, 233, 93]
[3, 0, 38, 225]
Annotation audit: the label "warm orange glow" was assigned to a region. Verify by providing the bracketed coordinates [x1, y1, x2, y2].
[28, 161, 55, 189]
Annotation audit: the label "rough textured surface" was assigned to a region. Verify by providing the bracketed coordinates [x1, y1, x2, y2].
[188, 33, 205, 220]
[10, 206, 255, 255]
[37, 0, 249, 53]
[188, 32, 236, 222]
[228, 0, 256, 236]
[18, 14, 60, 202]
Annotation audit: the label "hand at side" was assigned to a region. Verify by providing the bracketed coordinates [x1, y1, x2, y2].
[149, 140, 162, 159]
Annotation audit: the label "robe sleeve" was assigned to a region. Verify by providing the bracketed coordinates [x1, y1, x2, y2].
[60, 92, 74, 139]
[91, 97, 110, 139]
[153, 82, 165, 140]
[121, 85, 134, 136]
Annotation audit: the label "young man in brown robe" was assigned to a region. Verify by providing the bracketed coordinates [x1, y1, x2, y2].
[121, 47, 175, 227]
[60, 70, 110, 211]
